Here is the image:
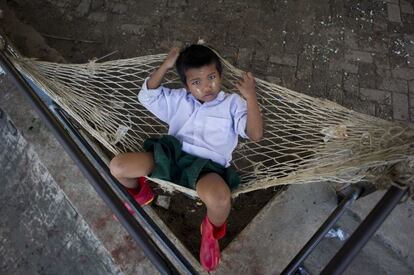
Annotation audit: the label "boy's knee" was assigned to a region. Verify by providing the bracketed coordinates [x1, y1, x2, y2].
[197, 174, 231, 207]
[109, 156, 124, 178]
[211, 189, 231, 208]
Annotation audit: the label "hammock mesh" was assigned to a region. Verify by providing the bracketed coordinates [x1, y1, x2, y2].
[8, 51, 414, 198]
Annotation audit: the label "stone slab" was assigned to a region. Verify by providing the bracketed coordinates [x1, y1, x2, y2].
[388, 3, 402, 23]
[393, 92, 409, 120]
[345, 50, 374, 64]
[360, 88, 392, 104]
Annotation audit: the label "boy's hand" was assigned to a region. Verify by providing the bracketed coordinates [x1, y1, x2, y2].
[237, 72, 263, 141]
[163, 47, 180, 69]
[235, 72, 257, 100]
[147, 47, 180, 89]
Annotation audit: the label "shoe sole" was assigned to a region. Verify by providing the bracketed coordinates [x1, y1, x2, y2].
[143, 195, 155, 206]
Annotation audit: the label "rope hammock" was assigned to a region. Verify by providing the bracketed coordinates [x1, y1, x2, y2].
[7, 49, 414, 198]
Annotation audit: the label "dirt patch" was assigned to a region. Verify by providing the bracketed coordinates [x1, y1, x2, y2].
[151, 183, 285, 257]
[1, 0, 287, 260]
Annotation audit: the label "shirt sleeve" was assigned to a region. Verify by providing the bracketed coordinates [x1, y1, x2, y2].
[138, 77, 183, 124]
[233, 94, 249, 139]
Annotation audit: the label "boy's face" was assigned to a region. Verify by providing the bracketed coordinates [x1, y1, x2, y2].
[185, 63, 222, 103]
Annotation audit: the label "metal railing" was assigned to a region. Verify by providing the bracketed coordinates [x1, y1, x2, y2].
[0, 50, 198, 275]
[282, 184, 407, 275]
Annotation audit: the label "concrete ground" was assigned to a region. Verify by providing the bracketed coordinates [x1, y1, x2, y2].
[1, 0, 414, 274]
[0, 89, 122, 274]
[217, 183, 414, 274]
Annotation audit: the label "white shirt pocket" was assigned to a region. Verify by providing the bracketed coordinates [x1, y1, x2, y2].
[203, 116, 233, 147]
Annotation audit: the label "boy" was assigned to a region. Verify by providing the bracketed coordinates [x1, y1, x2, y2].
[110, 44, 263, 271]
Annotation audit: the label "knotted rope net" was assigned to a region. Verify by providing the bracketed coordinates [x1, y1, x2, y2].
[8, 50, 414, 198]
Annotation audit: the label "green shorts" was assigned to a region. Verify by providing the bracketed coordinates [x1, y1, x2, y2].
[143, 135, 240, 190]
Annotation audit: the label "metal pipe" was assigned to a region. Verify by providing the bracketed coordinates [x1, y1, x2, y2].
[51, 105, 198, 275]
[0, 51, 180, 275]
[320, 185, 407, 275]
[281, 186, 361, 275]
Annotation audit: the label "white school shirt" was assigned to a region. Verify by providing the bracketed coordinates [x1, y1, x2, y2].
[138, 78, 248, 167]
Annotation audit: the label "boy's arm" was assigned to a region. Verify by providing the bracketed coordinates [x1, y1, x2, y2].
[235, 72, 263, 141]
[147, 47, 180, 89]
[138, 47, 181, 123]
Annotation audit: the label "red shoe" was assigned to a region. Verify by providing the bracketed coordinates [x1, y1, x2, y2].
[124, 177, 154, 213]
[200, 216, 227, 272]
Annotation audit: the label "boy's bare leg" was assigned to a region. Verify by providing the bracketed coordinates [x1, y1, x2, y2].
[196, 173, 231, 226]
[109, 152, 155, 189]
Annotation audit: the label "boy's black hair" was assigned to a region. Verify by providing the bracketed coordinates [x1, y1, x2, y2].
[175, 44, 223, 85]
